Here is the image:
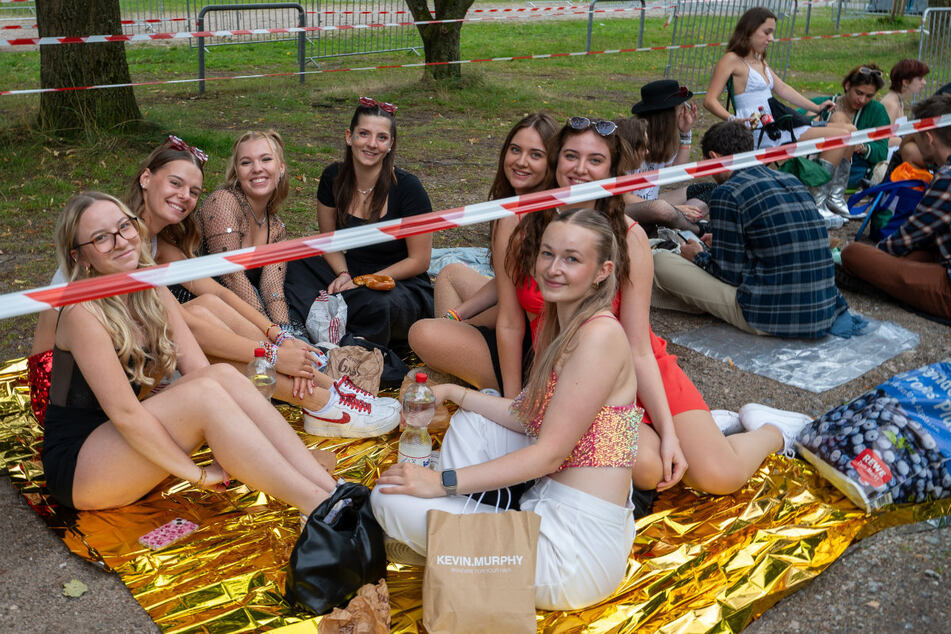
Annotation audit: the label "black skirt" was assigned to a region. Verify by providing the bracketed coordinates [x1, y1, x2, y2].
[284, 255, 433, 347]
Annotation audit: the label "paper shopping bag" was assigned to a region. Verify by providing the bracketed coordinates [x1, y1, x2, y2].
[423, 508, 540, 634]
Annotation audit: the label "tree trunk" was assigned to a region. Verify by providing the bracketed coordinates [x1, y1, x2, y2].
[890, 0, 906, 19]
[36, 0, 141, 133]
[405, 0, 474, 82]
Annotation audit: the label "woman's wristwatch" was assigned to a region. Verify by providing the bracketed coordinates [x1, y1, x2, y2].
[441, 469, 458, 496]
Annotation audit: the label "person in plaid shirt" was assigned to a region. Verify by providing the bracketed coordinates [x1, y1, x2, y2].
[842, 94, 951, 319]
[652, 120, 848, 338]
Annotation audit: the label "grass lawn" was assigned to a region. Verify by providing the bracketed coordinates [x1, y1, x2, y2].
[0, 9, 923, 358]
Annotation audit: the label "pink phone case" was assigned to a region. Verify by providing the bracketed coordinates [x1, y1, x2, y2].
[138, 518, 198, 551]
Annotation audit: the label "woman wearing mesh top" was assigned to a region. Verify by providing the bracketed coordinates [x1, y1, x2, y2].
[195, 130, 297, 332]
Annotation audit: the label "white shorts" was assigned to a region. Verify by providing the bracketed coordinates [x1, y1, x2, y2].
[370, 408, 635, 611]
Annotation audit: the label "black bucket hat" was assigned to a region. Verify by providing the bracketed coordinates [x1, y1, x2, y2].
[631, 79, 694, 114]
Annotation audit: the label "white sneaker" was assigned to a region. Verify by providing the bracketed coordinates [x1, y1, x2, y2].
[738, 403, 814, 457]
[711, 409, 743, 436]
[303, 392, 401, 438]
[333, 375, 374, 403]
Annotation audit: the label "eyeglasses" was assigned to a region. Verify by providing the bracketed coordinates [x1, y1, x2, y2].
[166, 135, 208, 165]
[359, 96, 398, 115]
[75, 217, 140, 254]
[567, 116, 618, 137]
[857, 67, 883, 78]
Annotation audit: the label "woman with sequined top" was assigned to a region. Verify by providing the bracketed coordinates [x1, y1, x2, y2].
[194, 130, 296, 330]
[372, 209, 641, 610]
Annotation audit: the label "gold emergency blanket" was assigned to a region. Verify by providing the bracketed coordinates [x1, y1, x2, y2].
[1, 357, 949, 633]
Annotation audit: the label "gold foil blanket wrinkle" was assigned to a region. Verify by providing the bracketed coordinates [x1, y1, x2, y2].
[0, 358, 948, 632]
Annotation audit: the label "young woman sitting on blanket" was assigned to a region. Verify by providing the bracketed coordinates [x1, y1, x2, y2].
[408, 113, 558, 389]
[625, 80, 710, 234]
[284, 97, 434, 348]
[41, 191, 339, 514]
[30, 137, 401, 438]
[500, 117, 805, 497]
[193, 130, 298, 332]
[372, 208, 641, 610]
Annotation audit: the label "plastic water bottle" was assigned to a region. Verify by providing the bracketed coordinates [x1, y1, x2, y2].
[398, 372, 434, 468]
[247, 347, 277, 399]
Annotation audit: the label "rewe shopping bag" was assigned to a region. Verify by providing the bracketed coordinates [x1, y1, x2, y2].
[423, 508, 540, 634]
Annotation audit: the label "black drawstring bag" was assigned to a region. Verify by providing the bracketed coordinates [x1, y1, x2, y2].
[285, 482, 387, 615]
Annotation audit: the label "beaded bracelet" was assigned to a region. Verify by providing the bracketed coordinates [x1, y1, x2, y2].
[679, 130, 693, 145]
[444, 308, 462, 321]
[273, 329, 291, 347]
[265, 323, 280, 340]
[258, 341, 279, 368]
[336, 270, 351, 279]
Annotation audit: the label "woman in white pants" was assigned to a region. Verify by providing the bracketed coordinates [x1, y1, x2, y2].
[372, 208, 642, 611]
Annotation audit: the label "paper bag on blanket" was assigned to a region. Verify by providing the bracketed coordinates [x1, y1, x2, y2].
[326, 346, 384, 396]
[423, 508, 540, 634]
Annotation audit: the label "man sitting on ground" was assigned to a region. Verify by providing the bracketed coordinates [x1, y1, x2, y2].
[652, 121, 848, 338]
[841, 93, 951, 320]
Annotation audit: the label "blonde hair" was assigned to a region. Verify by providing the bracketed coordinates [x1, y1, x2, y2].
[55, 191, 177, 388]
[519, 208, 619, 418]
[224, 130, 289, 212]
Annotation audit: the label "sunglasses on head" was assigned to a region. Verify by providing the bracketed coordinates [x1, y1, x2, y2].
[568, 116, 618, 137]
[165, 135, 208, 165]
[359, 96, 398, 115]
[857, 67, 883, 78]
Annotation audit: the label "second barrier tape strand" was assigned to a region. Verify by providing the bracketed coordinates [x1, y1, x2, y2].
[0, 28, 919, 97]
[0, 114, 947, 321]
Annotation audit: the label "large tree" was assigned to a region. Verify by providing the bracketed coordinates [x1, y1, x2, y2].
[404, 0, 476, 82]
[36, 0, 140, 132]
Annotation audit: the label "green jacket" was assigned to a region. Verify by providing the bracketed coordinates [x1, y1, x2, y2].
[808, 95, 890, 165]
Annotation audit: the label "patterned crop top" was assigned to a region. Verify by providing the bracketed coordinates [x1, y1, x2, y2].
[512, 373, 642, 470]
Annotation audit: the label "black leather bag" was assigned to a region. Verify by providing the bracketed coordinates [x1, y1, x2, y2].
[285, 482, 387, 615]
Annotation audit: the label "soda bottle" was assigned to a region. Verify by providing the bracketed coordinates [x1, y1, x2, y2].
[398, 372, 434, 468]
[758, 105, 774, 126]
[247, 347, 277, 399]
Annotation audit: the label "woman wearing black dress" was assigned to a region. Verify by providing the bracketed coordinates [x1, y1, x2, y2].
[285, 98, 434, 346]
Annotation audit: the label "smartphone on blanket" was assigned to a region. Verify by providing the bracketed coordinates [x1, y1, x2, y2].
[138, 518, 199, 551]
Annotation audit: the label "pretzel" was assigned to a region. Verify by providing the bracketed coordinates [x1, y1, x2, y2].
[352, 274, 395, 291]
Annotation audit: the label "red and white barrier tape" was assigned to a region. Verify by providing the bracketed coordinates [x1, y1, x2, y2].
[0, 28, 918, 97]
[1, 115, 947, 320]
[0, 4, 684, 46]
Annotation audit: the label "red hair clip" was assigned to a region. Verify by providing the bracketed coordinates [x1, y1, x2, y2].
[359, 96, 398, 115]
[165, 135, 208, 164]
[668, 86, 691, 99]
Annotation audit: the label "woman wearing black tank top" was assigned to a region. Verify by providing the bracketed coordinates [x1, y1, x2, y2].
[42, 191, 338, 513]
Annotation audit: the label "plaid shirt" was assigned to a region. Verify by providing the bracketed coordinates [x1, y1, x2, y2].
[878, 156, 951, 281]
[693, 165, 847, 338]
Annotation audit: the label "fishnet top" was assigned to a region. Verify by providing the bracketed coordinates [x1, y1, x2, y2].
[195, 186, 291, 325]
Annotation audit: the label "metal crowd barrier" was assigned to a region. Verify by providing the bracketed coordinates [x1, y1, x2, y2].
[0, 0, 34, 24]
[665, 0, 796, 94]
[586, 0, 646, 52]
[919, 7, 951, 98]
[307, 0, 421, 63]
[186, 0, 316, 46]
[198, 2, 306, 93]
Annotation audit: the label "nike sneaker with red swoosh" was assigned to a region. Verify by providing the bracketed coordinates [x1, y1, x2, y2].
[303, 391, 401, 438]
